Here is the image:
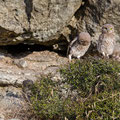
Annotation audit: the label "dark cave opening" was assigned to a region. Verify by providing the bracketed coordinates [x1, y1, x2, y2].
[0, 43, 67, 57]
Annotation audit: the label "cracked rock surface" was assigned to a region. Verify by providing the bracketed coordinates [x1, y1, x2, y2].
[0, 0, 82, 45]
[0, 50, 68, 86]
[0, 50, 68, 119]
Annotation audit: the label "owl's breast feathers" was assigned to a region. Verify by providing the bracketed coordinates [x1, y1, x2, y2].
[100, 33, 115, 44]
[98, 33, 115, 55]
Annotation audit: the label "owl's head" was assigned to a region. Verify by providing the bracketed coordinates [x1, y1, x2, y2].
[78, 32, 91, 42]
[102, 24, 114, 34]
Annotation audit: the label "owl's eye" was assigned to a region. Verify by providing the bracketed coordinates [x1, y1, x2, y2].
[110, 28, 113, 30]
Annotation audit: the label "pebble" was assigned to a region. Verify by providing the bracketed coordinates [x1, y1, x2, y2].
[13, 59, 27, 68]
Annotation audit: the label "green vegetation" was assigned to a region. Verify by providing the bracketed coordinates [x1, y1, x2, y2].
[30, 77, 64, 120]
[30, 57, 120, 120]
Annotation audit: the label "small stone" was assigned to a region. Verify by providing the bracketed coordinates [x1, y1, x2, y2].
[13, 59, 27, 68]
[19, 60, 27, 68]
[0, 54, 5, 60]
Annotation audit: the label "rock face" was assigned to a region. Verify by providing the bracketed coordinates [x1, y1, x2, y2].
[0, 0, 120, 119]
[0, 0, 120, 46]
[0, 50, 68, 86]
[80, 0, 120, 42]
[0, 50, 68, 119]
[0, 0, 82, 45]
[0, 86, 26, 120]
[62, 0, 120, 44]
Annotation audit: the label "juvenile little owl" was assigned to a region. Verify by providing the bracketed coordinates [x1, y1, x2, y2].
[97, 24, 116, 58]
[67, 32, 91, 62]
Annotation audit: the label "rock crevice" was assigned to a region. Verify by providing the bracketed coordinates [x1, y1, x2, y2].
[24, 0, 33, 24]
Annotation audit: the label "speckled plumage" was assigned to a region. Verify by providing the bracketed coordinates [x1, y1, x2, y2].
[97, 24, 116, 57]
[67, 32, 91, 62]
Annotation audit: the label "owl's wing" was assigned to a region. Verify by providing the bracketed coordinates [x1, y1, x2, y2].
[67, 37, 78, 56]
[113, 34, 117, 45]
[98, 34, 104, 46]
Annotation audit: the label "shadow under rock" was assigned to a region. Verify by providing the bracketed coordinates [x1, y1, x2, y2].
[4, 43, 54, 59]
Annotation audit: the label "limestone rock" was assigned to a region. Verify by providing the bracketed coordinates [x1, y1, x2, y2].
[0, 0, 82, 45]
[13, 59, 28, 68]
[0, 50, 68, 86]
[0, 50, 68, 119]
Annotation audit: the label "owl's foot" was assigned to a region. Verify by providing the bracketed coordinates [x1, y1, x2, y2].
[101, 52, 109, 59]
[106, 54, 109, 59]
[103, 56, 109, 60]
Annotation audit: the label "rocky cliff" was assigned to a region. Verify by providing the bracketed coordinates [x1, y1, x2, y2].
[0, 0, 120, 119]
[0, 0, 82, 45]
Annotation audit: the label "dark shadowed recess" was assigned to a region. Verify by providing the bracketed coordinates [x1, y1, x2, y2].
[1, 43, 67, 57]
[3, 44, 53, 56]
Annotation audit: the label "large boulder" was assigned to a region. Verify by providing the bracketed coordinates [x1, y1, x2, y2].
[0, 0, 82, 45]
